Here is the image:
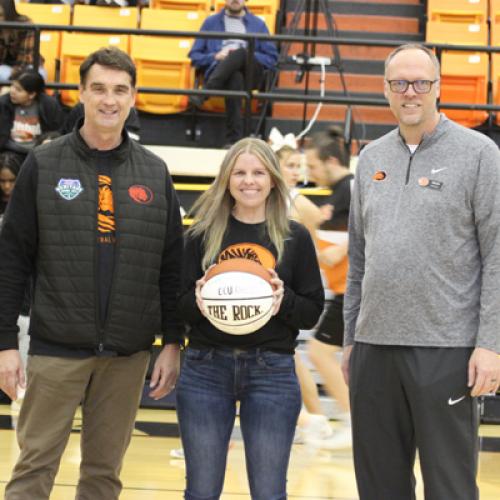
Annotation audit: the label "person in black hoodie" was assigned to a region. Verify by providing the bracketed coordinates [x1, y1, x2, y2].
[0, 69, 63, 156]
[177, 137, 324, 500]
[0, 47, 183, 500]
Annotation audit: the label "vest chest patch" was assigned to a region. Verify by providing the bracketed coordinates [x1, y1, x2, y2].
[128, 185, 154, 205]
[55, 179, 84, 201]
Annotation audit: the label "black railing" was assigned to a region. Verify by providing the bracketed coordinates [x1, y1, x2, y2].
[2, 20, 500, 132]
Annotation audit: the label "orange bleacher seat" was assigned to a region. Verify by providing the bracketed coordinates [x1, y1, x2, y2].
[439, 52, 488, 128]
[426, 20, 488, 46]
[427, 0, 487, 24]
[15, 3, 71, 83]
[140, 8, 204, 32]
[59, 33, 129, 107]
[492, 54, 500, 125]
[136, 9, 202, 114]
[130, 36, 192, 114]
[72, 5, 138, 29]
[491, 1, 500, 61]
[149, 0, 210, 12]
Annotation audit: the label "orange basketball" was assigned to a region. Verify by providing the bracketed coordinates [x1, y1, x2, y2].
[206, 258, 272, 283]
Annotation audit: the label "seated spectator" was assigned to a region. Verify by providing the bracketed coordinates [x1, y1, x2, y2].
[0, 69, 63, 155]
[188, 0, 278, 146]
[0, 0, 45, 81]
[0, 151, 22, 218]
[60, 102, 141, 141]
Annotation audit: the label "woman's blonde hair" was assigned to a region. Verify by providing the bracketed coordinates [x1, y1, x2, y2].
[188, 138, 291, 270]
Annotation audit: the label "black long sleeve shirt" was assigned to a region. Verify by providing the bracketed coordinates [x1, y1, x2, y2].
[178, 217, 325, 353]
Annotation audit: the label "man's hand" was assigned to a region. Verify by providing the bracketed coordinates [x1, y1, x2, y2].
[0, 350, 25, 401]
[149, 344, 181, 400]
[468, 347, 500, 397]
[341, 345, 354, 386]
[215, 49, 230, 61]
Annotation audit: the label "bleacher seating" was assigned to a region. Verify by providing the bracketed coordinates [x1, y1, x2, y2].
[133, 8, 203, 114]
[72, 5, 138, 30]
[426, 1, 489, 128]
[426, 20, 488, 46]
[491, 1, 500, 124]
[131, 36, 192, 114]
[439, 52, 489, 128]
[427, 0, 488, 24]
[59, 33, 129, 107]
[15, 3, 71, 83]
[149, 0, 211, 12]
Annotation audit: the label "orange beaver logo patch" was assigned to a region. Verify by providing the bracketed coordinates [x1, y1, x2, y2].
[218, 243, 276, 269]
[129, 185, 154, 205]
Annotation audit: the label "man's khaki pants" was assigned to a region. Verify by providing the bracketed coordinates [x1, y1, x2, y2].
[5, 351, 150, 500]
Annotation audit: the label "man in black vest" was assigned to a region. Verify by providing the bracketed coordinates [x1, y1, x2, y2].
[0, 47, 184, 499]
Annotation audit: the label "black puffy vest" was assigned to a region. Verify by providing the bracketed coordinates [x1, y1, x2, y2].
[31, 131, 169, 354]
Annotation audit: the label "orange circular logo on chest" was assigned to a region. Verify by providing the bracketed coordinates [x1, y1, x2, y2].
[128, 185, 154, 205]
[372, 171, 386, 181]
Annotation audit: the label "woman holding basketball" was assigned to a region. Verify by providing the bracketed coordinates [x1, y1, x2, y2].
[177, 137, 324, 500]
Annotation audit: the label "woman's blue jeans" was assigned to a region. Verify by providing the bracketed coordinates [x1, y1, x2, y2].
[176, 347, 301, 500]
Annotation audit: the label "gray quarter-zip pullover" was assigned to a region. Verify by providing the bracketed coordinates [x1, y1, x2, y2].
[344, 115, 500, 352]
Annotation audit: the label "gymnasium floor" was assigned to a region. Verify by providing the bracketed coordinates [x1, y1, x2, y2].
[1, 404, 500, 499]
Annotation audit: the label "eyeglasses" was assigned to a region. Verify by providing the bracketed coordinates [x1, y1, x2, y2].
[386, 79, 439, 94]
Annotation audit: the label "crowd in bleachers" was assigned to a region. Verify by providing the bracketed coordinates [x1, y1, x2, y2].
[2, 0, 500, 137]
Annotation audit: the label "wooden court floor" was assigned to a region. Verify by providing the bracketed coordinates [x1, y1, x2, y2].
[1, 405, 500, 499]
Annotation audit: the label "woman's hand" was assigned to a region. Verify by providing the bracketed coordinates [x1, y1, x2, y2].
[195, 265, 215, 316]
[268, 268, 284, 315]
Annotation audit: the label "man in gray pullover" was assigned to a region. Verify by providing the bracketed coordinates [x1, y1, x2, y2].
[343, 44, 500, 499]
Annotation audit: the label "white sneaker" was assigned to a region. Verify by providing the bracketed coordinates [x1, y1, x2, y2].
[301, 414, 333, 441]
[308, 425, 352, 450]
[293, 427, 305, 444]
[169, 447, 185, 459]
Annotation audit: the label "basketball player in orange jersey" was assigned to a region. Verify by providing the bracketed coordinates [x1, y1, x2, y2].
[273, 141, 334, 443]
[176, 138, 324, 500]
[303, 127, 354, 449]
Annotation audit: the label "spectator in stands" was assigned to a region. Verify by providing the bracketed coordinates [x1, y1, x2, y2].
[188, 0, 278, 147]
[0, 47, 184, 500]
[0, 69, 63, 156]
[343, 43, 500, 499]
[0, 0, 40, 81]
[61, 102, 141, 141]
[0, 151, 22, 218]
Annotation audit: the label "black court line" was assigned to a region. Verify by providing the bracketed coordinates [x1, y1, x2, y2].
[1, 414, 180, 439]
[480, 437, 500, 452]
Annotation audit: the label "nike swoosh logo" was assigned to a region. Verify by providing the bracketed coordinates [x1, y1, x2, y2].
[431, 168, 447, 174]
[448, 395, 466, 406]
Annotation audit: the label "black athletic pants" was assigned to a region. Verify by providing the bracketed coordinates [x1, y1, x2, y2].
[349, 343, 479, 500]
[205, 48, 264, 144]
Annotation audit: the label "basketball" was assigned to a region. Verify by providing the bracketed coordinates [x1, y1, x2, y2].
[201, 258, 274, 335]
